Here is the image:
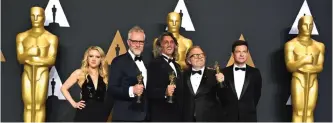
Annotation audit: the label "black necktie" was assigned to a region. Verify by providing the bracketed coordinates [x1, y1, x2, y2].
[235, 67, 246, 71]
[191, 70, 202, 75]
[162, 56, 175, 63]
[134, 56, 142, 61]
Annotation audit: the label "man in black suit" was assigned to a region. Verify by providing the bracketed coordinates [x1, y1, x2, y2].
[107, 26, 148, 122]
[218, 40, 262, 122]
[146, 32, 183, 121]
[182, 46, 225, 122]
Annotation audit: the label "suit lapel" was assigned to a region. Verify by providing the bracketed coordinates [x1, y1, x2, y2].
[186, 71, 195, 96]
[160, 56, 174, 75]
[240, 65, 251, 99]
[142, 58, 148, 70]
[228, 65, 238, 97]
[174, 61, 182, 78]
[126, 53, 143, 86]
[126, 53, 140, 73]
[174, 63, 182, 85]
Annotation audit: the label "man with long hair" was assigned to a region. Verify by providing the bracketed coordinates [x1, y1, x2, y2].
[147, 32, 184, 121]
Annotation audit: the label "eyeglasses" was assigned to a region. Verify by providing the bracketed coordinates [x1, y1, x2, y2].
[129, 39, 145, 45]
[189, 53, 205, 59]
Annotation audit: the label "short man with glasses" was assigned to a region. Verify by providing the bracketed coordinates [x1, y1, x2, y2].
[146, 32, 184, 121]
[107, 26, 149, 122]
[217, 40, 262, 122]
[182, 46, 225, 122]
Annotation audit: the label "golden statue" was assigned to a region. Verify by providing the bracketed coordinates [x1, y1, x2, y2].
[284, 15, 325, 122]
[136, 72, 143, 103]
[16, 6, 58, 122]
[153, 12, 193, 70]
[214, 61, 225, 88]
[214, 61, 221, 74]
[167, 72, 176, 103]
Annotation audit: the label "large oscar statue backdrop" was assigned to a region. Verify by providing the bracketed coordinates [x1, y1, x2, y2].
[284, 15, 325, 123]
[16, 6, 58, 122]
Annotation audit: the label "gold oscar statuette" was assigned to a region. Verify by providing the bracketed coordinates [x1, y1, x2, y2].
[16, 6, 58, 122]
[167, 72, 176, 103]
[136, 72, 144, 103]
[284, 15, 325, 122]
[214, 61, 225, 88]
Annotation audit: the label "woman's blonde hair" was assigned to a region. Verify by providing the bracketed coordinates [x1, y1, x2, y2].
[78, 46, 108, 86]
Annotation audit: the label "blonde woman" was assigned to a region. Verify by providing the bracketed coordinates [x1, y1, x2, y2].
[61, 46, 108, 122]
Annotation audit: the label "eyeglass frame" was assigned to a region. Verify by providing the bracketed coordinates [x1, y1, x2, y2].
[189, 53, 205, 59]
[129, 39, 146, 45]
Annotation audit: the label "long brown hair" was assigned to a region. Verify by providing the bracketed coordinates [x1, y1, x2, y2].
[153, 32, 179, 59]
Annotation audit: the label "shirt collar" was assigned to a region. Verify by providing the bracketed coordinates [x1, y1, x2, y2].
[233, 64, 246, 72]
[128, 49, 137, 60]
[192, 66, 205, 72]
[234, 64, 246, 68]
[162, 53, 170, 59]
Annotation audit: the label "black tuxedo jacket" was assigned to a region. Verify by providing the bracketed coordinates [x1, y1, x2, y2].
[107, 52, 148, 121]
[217, 64, 262, 122]
[146, 56, 184, 122]
[182, 67, 223, 122]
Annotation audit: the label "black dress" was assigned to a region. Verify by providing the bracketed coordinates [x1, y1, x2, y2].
[74, 75, 107, 122]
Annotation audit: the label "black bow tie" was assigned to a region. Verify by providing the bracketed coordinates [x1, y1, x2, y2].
[235, 67, 246, 71]
[162, 56, 175, 63]
[134, 56, 142, 61]
[191, 70, 202, 75]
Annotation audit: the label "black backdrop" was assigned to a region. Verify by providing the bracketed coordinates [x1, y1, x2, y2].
[1, 0, 332, 122]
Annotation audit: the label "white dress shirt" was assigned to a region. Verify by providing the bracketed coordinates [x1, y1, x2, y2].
[128, 49, 147, 98]
[233, 64, 246, 100]
[190, 67, 205, 94]
[162, 54, 177, 77]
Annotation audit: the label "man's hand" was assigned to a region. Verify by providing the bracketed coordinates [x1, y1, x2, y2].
[216, 73, 225, 83]
[166, 85, 176, 96]
[133, 84, 144, 96]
